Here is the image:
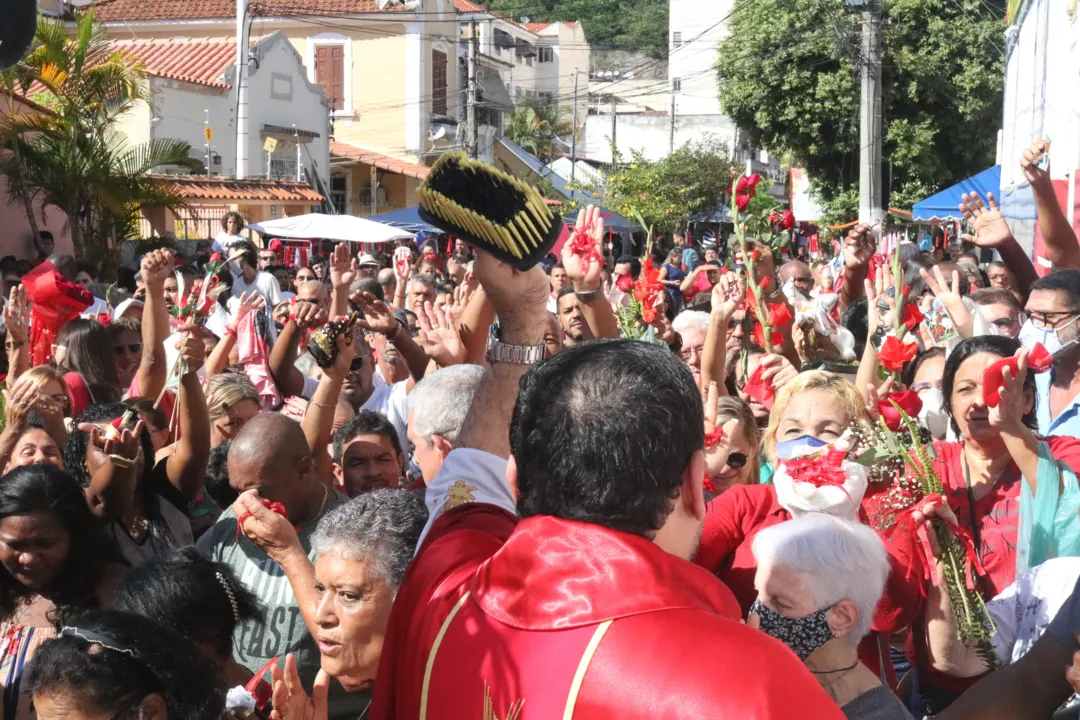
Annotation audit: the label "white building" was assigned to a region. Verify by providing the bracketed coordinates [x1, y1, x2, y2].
[526, 21, 590, 110]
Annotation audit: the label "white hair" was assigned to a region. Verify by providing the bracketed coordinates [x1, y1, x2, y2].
[407, 364, 486, 446]
[672, 310, 710, 334]
[751, 513, 888, 646]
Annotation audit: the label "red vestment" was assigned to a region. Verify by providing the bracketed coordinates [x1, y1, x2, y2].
[371, 511, 845, 720]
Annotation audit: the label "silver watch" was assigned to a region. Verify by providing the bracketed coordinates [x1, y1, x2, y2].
[485, 339, 549, 365]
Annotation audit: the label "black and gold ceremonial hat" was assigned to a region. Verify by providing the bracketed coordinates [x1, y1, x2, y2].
[417, 151, 561, 270]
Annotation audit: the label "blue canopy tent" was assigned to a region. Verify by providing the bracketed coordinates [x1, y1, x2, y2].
[561, 207, 641, 234]
[912, 165, 1001, 221]
[366, 206, 441, 234]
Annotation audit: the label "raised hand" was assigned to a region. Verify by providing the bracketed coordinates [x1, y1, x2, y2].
[329, 242, 357, 290]
[393, 247, 414, 283]
[231, 291, 266, 329]
[79, 419, 144, 468]
[864, 375, 895, 423]
[352, 292, 398, 336]
[843, 223, 875, 271]
[757, 353, 798, 392]
[279, 396, 309, 422]
[232, 488, 301, 560]
[416, 301, 465, 367]
[561, 204, 605, 290]
[140, 249, 175, 289]
[3, 381, 43, 432]
[174, 323, 207, 376]
[711, 273, 742, 324]
[920, 265, 963, 309]
[325, 318, 357, 381]
[989, 347, 1029, 434]
[960, 192, 1014, 249]
[1020, 138, 1051, 187]
[270, 655, 329, 720]
[292, 301, 328, 331]
[864, 268, 896, 336]
[2, 286, 30, 342]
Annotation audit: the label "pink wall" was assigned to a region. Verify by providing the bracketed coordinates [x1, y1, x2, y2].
[0, 178, 73, 260]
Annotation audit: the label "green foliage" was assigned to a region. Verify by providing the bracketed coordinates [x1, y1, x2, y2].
[591, 139, 737, 232]
[486, 0, 669, 59]
[716, 0, 1005, 222]
[502, 100, 573, 162]
[0, 11, 197, 256]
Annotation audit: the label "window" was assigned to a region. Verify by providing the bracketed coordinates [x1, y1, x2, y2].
[538, 47, 553, 63]
[539, 91, 552, 100]
[314, 44, 345, 111]
[432, 50, 448, 116]
[672, 77, 681, 92]
[672, 31, 682, 47]
[515, 86, 523, 98]
[330, 175, 347, 213]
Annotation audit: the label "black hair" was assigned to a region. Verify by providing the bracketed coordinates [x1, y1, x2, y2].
[174, 264, 198, 280]
[48, 253, 76, 281]
[943, 335, 1037, 435]
[55, 319, 121, 404]
[840, 298, 868, 357]
[510, 339, 702, 537]
[333, 411, 403, 464]
[351, 276, 384, 303]
[74, 260, 98, 281]
[615, 255, 642, 280]
[1031, 269, 1080, 308]
[25, 609, 224, 719]
[220, 210, 245, 232]
[62, 404, 174, 559]
[114, 547, 263, 660]
[231, 240, 258, 270]
[205, 441, 236, 510]
[0, 464, 108, 626]
[963, 264, 990, 289]
[0, 256, 16, 272]
[125, 398, 167, 433]
[557, 284, 576, 300]
[548, 262, 565, 275]
[902, 346, 946, 389]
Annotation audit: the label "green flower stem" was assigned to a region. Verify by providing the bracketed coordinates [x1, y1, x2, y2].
[729, 174, 774, 354]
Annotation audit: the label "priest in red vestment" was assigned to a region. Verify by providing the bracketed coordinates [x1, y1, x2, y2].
[369, 246, 845, 720]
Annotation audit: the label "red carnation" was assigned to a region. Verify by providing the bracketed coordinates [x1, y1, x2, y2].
[736, 194, 751, 212]
[767, 301, 793, 329]
[209, 253, 223, 262]
[877, 389, 923, 431]
[878, 335, 918, 373]
[902, 303, 925, 331]
[780, 210, 796, 231]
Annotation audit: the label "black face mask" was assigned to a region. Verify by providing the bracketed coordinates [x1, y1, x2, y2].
[750, 598, 835, 660]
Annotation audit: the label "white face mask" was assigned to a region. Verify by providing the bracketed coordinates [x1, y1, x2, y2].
[228, 259, 245, 277]
[918, 388, 949, 440]
[1018, 316, 1080, 356]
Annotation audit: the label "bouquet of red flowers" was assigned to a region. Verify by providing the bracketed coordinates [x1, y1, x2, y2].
[23, 260, 93, 366]
[170, 257, 228, 330]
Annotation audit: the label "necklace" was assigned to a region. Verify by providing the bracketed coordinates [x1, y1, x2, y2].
[316, 484, 329, 517]
[810, 659, 859, 675]
[124, 515, 150, 543]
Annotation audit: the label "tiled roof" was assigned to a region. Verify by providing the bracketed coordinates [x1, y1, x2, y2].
[451, 0, 486, 12]
[151, 175, 323, 202]
[91, 0, 408, 22]
[113, 37, 236, 88]
[330, 141, 430, 180]
[522, 22, 550, 32]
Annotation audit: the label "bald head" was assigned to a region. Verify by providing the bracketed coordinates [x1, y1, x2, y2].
[230, 413, 310, 468]
[780, 260, 813, 295]
[228, 413, 318, 513]
[297, 281, 328, 304]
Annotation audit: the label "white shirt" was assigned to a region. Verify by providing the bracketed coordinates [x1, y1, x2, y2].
[232, 270, 283, 309]
[212, 232, 246, 254]
[546, 294, 558, 314]
[988, 556, 1080, 665]
[360, 380, 409, 458]
[416, 448, 515, 552]
[80, 296, 109, 319]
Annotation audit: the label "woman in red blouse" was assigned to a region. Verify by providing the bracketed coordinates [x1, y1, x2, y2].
[908, 335, 1080, 713]
[696, 371, 922, 686]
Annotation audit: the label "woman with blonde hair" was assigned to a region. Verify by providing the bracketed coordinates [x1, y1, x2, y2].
[706, 395, 761, 495]
[695, 370, 921, 686]
[0, 366, 71, 471]
[206, 373, 261, 449]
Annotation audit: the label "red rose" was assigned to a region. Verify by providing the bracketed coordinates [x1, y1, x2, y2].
[743, 360, 776, 410]
[96, 312, 111, 327]
[782, 448, 849, 489]
[780, 210, 796, 231]
[745, 174, 762, 190]
[902, 304, 925, 331]
[209, 253, 223, 262]
[736, 194, 751, 211]
[767, 301, 793, 329]
[737, 176, 749, 193]
[878, 335, 918, 372]
[877, 389, 923, 431]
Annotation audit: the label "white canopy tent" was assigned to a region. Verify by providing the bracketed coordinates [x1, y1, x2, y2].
[247, 213, 415, 243]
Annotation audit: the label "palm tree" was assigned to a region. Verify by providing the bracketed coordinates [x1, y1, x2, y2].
[502, 100, 573, 162]
[0, 10, 196, 258]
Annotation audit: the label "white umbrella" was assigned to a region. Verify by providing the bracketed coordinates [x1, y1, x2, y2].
[247, 213, 415, 243]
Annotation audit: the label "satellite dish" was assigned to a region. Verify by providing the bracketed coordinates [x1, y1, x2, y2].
[0, 0, 36, 72]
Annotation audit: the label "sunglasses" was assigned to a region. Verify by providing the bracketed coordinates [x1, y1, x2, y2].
[349, 356, 367, 373]
[726, 452, 748, 469]
[114, 343, 142, 355]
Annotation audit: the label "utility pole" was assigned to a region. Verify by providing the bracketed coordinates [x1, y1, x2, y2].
[570, 68, 578, 199]
[610, 98, 617, 160]
[235, 0, 250, 178]
[466, 19, 479, 159]
[669, 88, 676, 155]
[294, 125, 301, 181]
[857, 0, 884, 225]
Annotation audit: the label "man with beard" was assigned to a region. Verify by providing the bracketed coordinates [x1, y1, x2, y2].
[555, 286, 593, 346]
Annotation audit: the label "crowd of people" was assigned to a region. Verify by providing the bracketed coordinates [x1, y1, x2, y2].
[0, 139, 1079, 719]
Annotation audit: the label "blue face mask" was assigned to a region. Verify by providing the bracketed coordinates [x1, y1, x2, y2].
[775, 435, 830, 460]
[1018, 317, 1079, 357]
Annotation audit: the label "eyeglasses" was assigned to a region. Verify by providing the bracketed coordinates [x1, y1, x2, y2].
[988, 273, 1009, 282]
[677, 344, 703, 361]
[911, 380, 942, 393]
[349, 356, 367, 373]
[726, 452, 748, 469]
[1027, 310, 1080, 330]
[113, 343, 142, 356]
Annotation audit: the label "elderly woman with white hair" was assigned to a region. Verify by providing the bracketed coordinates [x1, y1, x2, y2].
[750, 513, 913, 720]
[233, 488, 428, 718]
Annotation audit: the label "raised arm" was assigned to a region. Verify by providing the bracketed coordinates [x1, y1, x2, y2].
[135, 250, 175, 401]
[993, 348, 1045, 494]
[1021, 138, 1080, 270]
[458, 285, 495, 366]
[960, 192, 1039, 300]
[920, 266, 975, 340]
[302, 328, 354, 484]
[701, 276, 741, 393]
[562, 205, 619, 339]
[268, 302, 328, 398]
[328, 243, 357, 319]
[352, 292, 429, 386]
[458, 252, 549, 459]
[164, 328, 211, 501]
[82, 420, 144, 522]
[839, 224, 874, 310]
[3, 286, 30, 383]
[204, 292, 265, 376]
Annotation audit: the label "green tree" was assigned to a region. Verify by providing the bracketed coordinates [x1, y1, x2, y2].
[716, 0, 1004, 222]
[594, 138, 738, 232]
[486, 0, 669, 60]
[0, 11, 195, 258]
[502, 100, 573, 161]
